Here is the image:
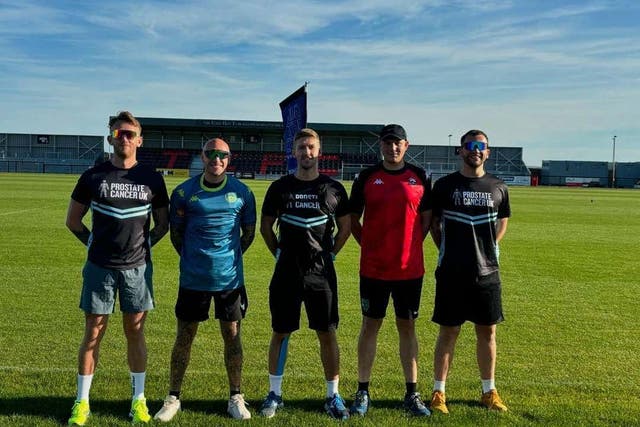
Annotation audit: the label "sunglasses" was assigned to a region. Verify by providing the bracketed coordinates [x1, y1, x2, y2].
[463, 140, 488, 151]
[204, 149, 230, 160]
[110, 129, 138, 140]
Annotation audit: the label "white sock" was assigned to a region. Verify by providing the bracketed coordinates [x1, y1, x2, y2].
[130, 371, 146, 400]
[434, 380, 446, 393]
[481, 379, 495, 394]
[77, 374, 93, 401]
[326, 379, 339, 398]
[269, 374, 283, 396]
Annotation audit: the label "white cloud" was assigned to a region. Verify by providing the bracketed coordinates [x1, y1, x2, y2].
[0, 0, 638, 166]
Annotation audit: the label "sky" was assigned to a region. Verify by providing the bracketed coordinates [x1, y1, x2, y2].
[0, 0, 638, 167]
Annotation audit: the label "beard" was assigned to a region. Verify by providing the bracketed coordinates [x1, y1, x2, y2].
[463, 153, 484, 168]
[298, 158, 316, 170]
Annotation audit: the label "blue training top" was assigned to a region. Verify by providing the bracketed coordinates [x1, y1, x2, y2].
[170, 173, 256, 291]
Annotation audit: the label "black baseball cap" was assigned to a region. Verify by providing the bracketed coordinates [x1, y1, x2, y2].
[379, 124, 407, 141]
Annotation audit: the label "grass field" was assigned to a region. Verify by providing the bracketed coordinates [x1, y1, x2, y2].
[1, 172, 639, 426]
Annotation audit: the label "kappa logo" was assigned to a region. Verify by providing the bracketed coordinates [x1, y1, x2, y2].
[189, 195, 200, 202]
[374, 178, 384, 185]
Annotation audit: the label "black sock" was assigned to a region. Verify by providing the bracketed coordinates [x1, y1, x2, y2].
[169, 390, 180, 399]
[405, 382, 417, 396]
[358, 381, 369, 392]
[230, 389, 241, 398]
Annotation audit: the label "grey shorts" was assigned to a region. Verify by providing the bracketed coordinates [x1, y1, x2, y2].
[80, 260, 155, 314]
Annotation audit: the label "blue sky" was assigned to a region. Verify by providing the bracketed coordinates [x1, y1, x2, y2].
[1, 0, 638, 166]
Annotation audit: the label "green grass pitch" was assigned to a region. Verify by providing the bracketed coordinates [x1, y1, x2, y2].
[1, 172, 639, 426]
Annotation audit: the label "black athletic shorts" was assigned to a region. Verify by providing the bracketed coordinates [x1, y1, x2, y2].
[359, 275, 423, 320]
[431, 268, 504, 326]
[175, 286, 248, 322]
[269, 251, 338, 333]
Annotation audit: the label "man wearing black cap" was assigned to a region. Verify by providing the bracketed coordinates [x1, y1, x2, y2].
[349, 124, 433, 417]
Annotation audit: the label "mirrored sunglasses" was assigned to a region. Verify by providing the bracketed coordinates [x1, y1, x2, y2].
[204, 149, 230, 160]
[111, 129, 138, 139]
[463, 140, 488, 151]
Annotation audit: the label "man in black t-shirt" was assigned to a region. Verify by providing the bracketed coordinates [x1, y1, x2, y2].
[429, 130, 511, 414]
[259, 128, 351, 420]
[65, 111, 169, 425]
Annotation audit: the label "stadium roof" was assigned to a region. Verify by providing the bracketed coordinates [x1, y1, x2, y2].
[135, 117, 384, 136]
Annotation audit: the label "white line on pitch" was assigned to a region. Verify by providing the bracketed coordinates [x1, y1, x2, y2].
[0, 208, 40, 216]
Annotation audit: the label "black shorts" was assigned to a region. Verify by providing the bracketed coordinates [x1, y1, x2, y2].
[359, 275, 423, 320]
[269, 252, 338, 333]
[431, 268, 504, 326]
[175, 286, 248, 322]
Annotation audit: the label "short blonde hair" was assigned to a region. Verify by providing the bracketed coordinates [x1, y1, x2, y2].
[294, 128, 320, 145]
[109, 111, 141, 133]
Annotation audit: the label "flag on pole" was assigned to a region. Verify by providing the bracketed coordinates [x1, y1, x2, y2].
[279, 84, 307, 174]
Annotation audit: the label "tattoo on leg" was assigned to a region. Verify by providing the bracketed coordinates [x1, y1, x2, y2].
[222, 321, 243, 390]
[169, 321, 198, 391]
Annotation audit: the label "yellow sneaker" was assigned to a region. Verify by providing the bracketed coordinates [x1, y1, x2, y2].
[430, 390, 449, 414]
[68, 399, 90, 426]
[129, 397, 151, 424]
[481, 389, 508, 412]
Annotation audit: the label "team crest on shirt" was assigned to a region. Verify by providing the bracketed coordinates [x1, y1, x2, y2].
[408, 177, 417, 185]
[225, 192, 238, 203]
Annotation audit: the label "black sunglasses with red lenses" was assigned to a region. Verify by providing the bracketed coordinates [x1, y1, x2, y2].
[110, 129, 138, 140]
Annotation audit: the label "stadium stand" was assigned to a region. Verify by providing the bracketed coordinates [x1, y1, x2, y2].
[0, 133, 103, 174]
[1, 118, 544, 187]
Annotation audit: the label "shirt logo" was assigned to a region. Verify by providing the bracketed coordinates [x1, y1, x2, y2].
[225, 192, 238, 203]
[374, 178, 384, 185]
[99, 180, 109, 198]
[453, 189, 463, 206]
[189, 195, 200, 202]
[453, 188, 495, 207]
[408, 177, 417, 185]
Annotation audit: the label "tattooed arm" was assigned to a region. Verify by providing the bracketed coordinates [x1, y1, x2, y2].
[240, 224, 256, 254]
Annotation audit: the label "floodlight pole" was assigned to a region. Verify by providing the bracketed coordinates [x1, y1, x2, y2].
[612, 135, 617, 188]
[447, 134, 452, 171]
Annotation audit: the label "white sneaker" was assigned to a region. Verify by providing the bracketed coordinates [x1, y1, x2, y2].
[154, 395, 181, 422]
[228, 394, 251, 420]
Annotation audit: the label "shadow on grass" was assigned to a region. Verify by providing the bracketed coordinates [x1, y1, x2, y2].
[0, 396, 536, 423]
[446, 397, 484, 409]
[0, 397, 135, 423]
[0, 396, 384, 422]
